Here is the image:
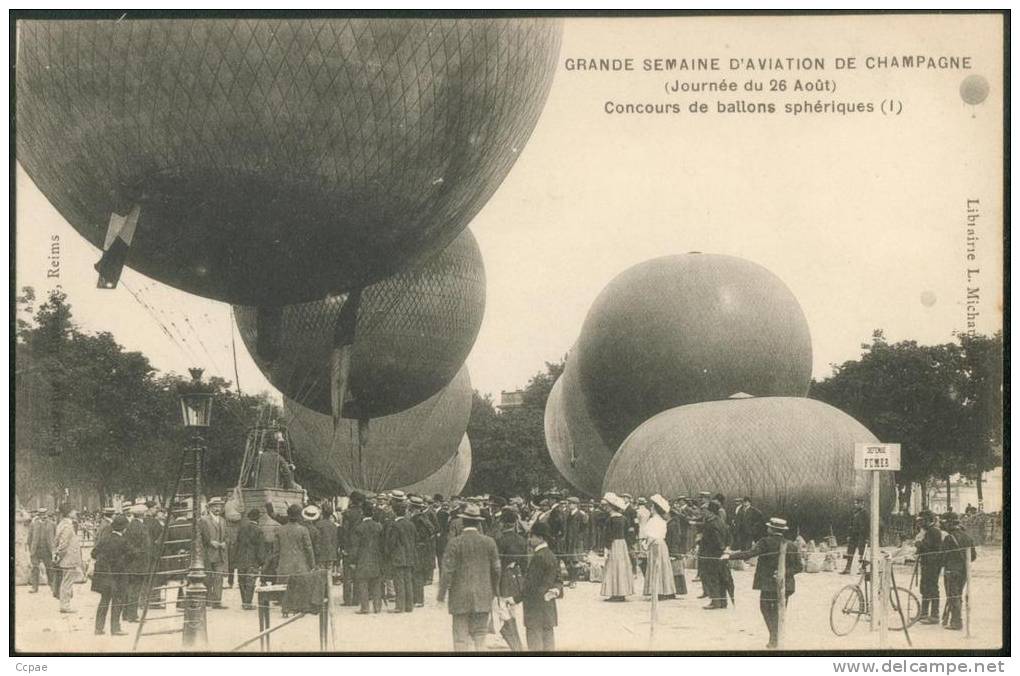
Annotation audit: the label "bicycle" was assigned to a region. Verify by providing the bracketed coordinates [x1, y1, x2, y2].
[829, 558, 920, 636]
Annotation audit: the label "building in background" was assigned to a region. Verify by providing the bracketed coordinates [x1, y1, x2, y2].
[497, 390, 524, 413]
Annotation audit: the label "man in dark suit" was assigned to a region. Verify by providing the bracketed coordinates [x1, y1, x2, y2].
[700, 500, 731, 609]
[940, 512, 976, 631]
[733, 496, 765, 550]
[235, 509, 265, 610]
[434, 498, 451, 570]
[437, 504, 501, 651]
[724, 516, 803, 649]
[915, 510, 944, 624]
[563, 497, 588, 587]
[199, 497, 229, 609]
[275, 504, 315, 582]
[350, 503, 384, 614]
[27, 509, 55, 594]
[387, 500, 418, 613]
[523, 521, 562, 652]
[410, 497, 437, 605]
[341, 493, 365, 606]
[841, 497, 869, 574]
[122, 504, 152, 621]
[142, 501, 166, 609]
[91, 515, 130, 636]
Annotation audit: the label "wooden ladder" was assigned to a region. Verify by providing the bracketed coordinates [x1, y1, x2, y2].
[132, 445, 203, 650]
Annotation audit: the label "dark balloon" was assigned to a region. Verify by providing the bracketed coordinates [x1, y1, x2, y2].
[234, 228, 484, 419]
[397, 435, 472, 497]
[284, 366, 472, 492]
[16, 18, 562, 305]
[603, 397, 895, 538]
[544, 358, 613, 496]
[575, 253, 813, 451]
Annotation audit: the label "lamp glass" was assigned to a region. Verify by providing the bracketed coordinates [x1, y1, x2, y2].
[180, 392, 213, 428]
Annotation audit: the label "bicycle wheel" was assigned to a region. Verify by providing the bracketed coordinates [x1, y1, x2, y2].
[888, 587, 921, 630]
[830, 584, 865, 636]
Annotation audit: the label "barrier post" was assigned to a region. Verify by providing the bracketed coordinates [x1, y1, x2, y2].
[870, 470, 880, 632]
[777, 539, 787, 648]
[877, 554, 888, 648]
[649, 541, 659, 645]
[964, 548, 972, 638]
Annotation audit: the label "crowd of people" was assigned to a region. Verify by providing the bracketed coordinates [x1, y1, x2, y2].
[19, 488, 987, 651]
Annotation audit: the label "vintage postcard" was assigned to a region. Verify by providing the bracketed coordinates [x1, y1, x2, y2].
[12, 12, 1006, 659]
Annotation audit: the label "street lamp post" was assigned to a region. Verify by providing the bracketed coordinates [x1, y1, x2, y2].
[179, 368, 213, 648]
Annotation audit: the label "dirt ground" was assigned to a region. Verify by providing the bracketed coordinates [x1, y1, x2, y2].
[14, 545, 1002, 654]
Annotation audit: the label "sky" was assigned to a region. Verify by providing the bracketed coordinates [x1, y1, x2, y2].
[15, 15, 1004, 404]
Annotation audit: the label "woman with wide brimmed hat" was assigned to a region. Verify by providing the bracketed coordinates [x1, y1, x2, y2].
[600, 493, 634, 601]
[642, 495, 678, 600]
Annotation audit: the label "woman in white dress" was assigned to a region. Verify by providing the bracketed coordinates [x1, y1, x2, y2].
[643, 495, 677, 600]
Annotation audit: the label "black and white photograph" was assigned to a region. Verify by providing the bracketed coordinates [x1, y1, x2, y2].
[10, 11, 1006, 660]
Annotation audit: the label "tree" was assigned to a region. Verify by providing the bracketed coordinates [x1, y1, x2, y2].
[15, 287, 279, 505]
[463, 360, 567, 497]
[810, 330, 1003, 511]
[954, 332, 1004, 506]
[15, 288, 178, 504]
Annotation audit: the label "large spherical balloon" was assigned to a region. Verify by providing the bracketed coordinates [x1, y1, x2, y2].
[544, 360, 613, 496]
[603, 397, 895, 537]
[285, 366, 471, 492]
[396, 434, 472, 497]
[16, 18, 562, 305]
[235, 228, 484, 418]
[575, 253, 813, 451]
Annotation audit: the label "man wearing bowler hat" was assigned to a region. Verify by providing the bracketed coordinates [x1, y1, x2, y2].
[724, 517, 803, 649]
[523, 521, 562, 651]
[437, 503, 501, 651]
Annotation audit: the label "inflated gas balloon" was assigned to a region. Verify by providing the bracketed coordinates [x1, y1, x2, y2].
[544, 360, 613, 496]
[285, 366, 471, 492]
[960, 74, 990, 106]
[603, 397, 895, 537]
[396, 434, 472, 497]
[16, 19, 562, 305]
[575, 253, 812, 451]
[234, 228, 484, 419]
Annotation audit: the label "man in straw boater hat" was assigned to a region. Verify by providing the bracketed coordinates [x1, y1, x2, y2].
[723, 516, 803, 649]
[437, 503, 501, 651]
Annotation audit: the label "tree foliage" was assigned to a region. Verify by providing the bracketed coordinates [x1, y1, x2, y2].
[15, 288, 280, 506]
[463, 360, 567, 497]
[809, 330, 1003, 507]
